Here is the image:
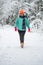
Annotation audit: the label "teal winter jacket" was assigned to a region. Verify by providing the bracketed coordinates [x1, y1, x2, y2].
[14, 16, 30, 31]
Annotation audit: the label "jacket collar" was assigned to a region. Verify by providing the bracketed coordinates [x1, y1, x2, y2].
[19, 15, 26, 18]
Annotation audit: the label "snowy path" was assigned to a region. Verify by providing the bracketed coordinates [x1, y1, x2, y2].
[0, 25, 43, 65]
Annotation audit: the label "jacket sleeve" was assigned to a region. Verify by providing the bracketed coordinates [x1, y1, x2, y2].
[25, 18, 30, 28]
[14, 18, 18, 28]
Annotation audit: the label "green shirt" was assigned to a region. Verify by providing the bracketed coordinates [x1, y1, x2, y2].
[14, 17, 30, 31]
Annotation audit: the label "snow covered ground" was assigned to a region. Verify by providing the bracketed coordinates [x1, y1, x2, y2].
[0, 25, 43, 65]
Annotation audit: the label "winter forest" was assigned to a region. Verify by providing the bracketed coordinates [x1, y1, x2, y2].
[0, 0, 43, 32]
[0, 0, 43, 65]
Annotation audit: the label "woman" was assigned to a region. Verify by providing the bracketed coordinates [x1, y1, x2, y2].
[14, 9, 30, 48]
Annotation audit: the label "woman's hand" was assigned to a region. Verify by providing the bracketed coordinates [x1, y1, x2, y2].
[13, 27, 17, 31]
[28, 28, 30, 32]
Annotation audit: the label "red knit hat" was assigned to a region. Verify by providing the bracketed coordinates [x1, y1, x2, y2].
[19, 9, 25, 15]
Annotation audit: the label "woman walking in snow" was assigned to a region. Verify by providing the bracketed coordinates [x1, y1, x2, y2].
[14, 9, 30, 48]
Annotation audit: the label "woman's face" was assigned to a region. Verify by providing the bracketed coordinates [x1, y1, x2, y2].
[20, 14, 24, 16]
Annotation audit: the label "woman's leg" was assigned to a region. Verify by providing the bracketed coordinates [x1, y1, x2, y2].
[18, 30, 26, 48]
